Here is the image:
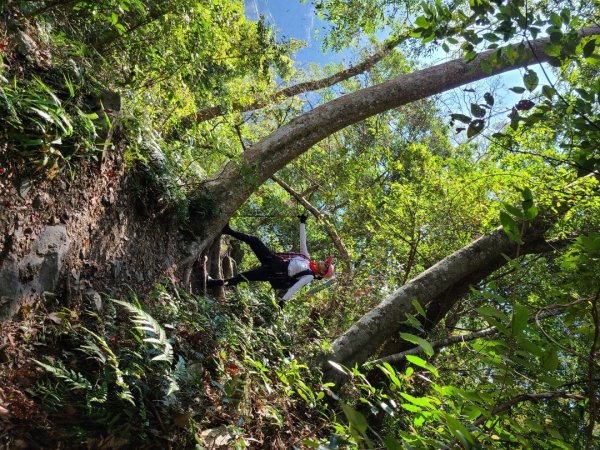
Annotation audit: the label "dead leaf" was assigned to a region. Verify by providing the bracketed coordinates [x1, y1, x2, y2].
[47, 313, 62, 324]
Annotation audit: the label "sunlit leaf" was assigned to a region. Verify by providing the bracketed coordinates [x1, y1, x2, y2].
[523, 69, 539, 92]
[405, 355, 439, 377]
[400, 332, 435, 357]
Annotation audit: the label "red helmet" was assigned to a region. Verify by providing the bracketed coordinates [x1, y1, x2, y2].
[322, 255, 335, 279]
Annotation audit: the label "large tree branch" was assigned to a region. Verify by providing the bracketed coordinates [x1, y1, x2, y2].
[321, 228, 525, 373]
[189, 34, 407, 123]
[271, 175, 353, 274]
[191, 26, 600, 253]
[319, 214, 578, 381]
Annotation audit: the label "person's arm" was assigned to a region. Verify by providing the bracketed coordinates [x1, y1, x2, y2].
[281, 275, 313, 301]
[298, 214, 309, 257]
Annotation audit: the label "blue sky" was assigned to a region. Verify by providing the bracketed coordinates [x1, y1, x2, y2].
[244, 0, 531, 112]
[245, 0, 353, 67]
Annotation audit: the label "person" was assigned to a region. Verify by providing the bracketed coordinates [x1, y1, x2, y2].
[207, 215, 335, 303]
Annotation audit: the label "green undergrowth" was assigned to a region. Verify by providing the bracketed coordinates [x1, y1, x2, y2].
[0, 70, 108, 179]
[23, 249, 600, 449]
[29, 284, 341, 448]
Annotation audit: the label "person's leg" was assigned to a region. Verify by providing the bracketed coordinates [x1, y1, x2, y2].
[207, 265, 272, 287]
[223, 224, 273, 263]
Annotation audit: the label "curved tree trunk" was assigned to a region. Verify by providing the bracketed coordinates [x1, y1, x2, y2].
[186, 26, 600, 264]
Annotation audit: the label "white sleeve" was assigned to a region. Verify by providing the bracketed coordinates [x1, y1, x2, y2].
[299, 222, 309, 257]
[281, 275, 313, 301]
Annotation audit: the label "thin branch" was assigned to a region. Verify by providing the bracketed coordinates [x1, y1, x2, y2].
[535, 298, 600, 362]
[234, 123, 248, 152]
[188, 33, 409, 124]
[367, 301, 585, 365]
[26, 0, 79, 18]
[96, 7, 173, 50]
[270, 175, 352, 275]
[473, 391, 586, 428]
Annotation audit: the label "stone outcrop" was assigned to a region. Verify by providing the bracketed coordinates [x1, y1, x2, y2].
[0, 225, 70, 318]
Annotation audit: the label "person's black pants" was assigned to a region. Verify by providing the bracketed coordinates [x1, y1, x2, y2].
[208, 225, 287, 286]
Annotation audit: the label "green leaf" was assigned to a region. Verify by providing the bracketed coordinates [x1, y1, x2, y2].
[383, 435, 403, 450]
[467, 119, 485, 138]
[379, 362, 403, 388]
[450, 113, 472, 124]
[464, 50, 477, 62]
[510, 86, 526, 94]
[483, 33, 500, 42]
[542, 350, 559, 372]
[412, 299, 426, 317]
[524, 204, 538, 220]
[400, 333, 435, 357]
[500, 211, 523, 244]
[405, 355, 439, 377]
[523, 69, 539, 92]
[542, 85, 556, 99]
[582, 39, 597, 58]
[302, 439, 321, 448]
[519, 187, 538, 220]
[503, 202, 524, 219]
[340, 402, 368, 434]
[399, 392, 436, 408]
[549, 13, 562, 28]
[404, 313, 425, 332]
[476, 306, 509, 322]
[545, 43, 562, 57]
[520, 186, 533, 201]
[400, 403, 422, 413]
[415, 16, 430, 28]
[511, 304, 529, 337]
[509, 108, 521, 130]
[446, 415, 477, 446]
[470, 103, 487, 118]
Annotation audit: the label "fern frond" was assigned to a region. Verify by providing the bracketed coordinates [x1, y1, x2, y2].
[87, 380, 108, 408]
[165, 356, 187, 399]
[79, 340, 107, 364]
[34, 359, 92, 391]
[81, 328, 135, 406]
[111, 299, 173, 364]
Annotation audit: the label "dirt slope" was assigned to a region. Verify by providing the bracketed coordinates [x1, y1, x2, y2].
[0, 140, 186, 320]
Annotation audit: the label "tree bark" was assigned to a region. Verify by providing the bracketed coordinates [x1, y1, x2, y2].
[188, 26, 600, 258]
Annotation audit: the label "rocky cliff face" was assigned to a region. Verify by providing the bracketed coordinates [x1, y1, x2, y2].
[0, 144, 186, 322]
[0, 225, 69, 318]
